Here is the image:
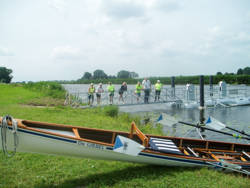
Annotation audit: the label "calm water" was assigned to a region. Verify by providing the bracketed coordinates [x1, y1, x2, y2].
[63, 84, 250, 144]
[162, 106, 250, 143]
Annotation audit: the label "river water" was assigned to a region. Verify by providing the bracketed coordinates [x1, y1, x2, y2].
[62, 84, 250, 144]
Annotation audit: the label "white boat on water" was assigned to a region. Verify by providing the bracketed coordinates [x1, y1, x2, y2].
[215, 97, 250, 107]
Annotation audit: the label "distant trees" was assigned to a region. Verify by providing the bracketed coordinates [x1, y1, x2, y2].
[241, 67, 250, 75]
[117, 70, 130, 78]
[117, 70, 139, 78]
[129, 71, 139, 78]
[82, 72, 92, 79]
[79, 69, 139, 80]
[217, 67, 250, 76]
[237, 68, 243, 75]
[0, 67, 13, 83]
[216, 72, 223, 75]
[93, 69, 108, 79]
[237, 67, 250, 75]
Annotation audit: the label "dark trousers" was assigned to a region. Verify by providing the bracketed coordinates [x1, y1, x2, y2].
[155, 90, 161, 101]
[144, 89, 150, 103]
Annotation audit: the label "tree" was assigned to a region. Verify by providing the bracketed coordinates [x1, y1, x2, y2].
[82, 72, 92, 79]
[216, 72, 223, 75]
[237, 68, 243, 75]
[93, 69, 107, 79]
[225, 72, 234, 75]
[243, 67, 250, 75]
[117, 70, 130, 78]
[129, 71, 139, 78]
[0, 67, 13, 83]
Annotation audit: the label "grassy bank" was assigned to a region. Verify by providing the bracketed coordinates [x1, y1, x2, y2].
[0, 83, 249, 188]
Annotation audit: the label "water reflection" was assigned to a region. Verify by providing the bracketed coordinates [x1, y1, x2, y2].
[163, 106, 250, 144]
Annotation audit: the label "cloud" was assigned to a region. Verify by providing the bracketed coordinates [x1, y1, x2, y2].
[102, 0, 146, 20]
[0, 47, 14, 56]
[154, 0, 182, 13]
[48, 0, 67, 11]
[50, 45, 82, 59]
[232, 32, 250, 42]
[246, 11, 250, 23]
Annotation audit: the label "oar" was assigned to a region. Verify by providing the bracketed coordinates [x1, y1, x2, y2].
[206, 161, 250, 176]
[206, 116, 250, 137]
[178, 121, 250, 141]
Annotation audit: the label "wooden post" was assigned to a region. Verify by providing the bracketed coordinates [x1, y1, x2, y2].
[171, 76, 175, 98]
[199, 76, 205, 135]
[209, 75, 213, 97]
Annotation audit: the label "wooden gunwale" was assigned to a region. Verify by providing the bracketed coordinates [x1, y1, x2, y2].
[194, 148, 250, 154]
[17, 119, 115, 147]
[142, 149, 250, 165]
[142, 149, 217, 163]
[144, 133, 250, 148]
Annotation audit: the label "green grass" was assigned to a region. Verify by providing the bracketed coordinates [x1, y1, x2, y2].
[0, 83, 249, 188]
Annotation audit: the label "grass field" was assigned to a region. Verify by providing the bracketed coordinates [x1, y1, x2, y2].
[0, 83, 249, 188]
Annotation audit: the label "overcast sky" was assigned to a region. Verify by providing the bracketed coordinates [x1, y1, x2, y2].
[1, 0, 250, 82]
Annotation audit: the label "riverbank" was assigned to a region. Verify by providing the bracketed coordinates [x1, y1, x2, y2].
[0, 83, 249, 187]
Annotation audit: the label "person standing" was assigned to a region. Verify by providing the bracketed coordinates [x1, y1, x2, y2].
[88, 83, 95, 106]
[118, 82, 127, 104]
[96, 83, 104, 105]
[107, 82, 115, 105]
[135, 81, 143, 102]
[142, 78, 151, 103]
[154, 80, 162, 102]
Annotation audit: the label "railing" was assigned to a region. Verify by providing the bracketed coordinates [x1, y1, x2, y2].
[63, 85, 250, 107]
[64, 88, 183, 107]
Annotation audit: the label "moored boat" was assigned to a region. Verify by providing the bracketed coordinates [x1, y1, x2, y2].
[1, 115, 250, 175]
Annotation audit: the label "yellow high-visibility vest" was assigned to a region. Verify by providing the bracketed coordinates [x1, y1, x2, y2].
[135, 84, 143, 93]
[155, 83, 162, 91]
[107, 85, 115, 93]
[89, 87, 95, 94]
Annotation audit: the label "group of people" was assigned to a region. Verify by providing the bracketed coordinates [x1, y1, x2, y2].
[87, 78, 163, 106]
[88, 82, 127, 106]
[136, 78, 163, 103]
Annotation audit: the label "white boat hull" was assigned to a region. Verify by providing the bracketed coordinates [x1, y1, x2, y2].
[0, 127, 209, 168]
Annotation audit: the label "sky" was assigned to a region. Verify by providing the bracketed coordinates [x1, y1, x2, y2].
[1, 0, 250, 82]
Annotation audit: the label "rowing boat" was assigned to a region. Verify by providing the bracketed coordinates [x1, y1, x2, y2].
[1, 115, 250, 174]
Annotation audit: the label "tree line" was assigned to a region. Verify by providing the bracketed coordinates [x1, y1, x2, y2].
[0, 66, 249, 85]
[217, 67, 250, 75]
[74, 67, 250, 85]
[79, 69, 139, 81]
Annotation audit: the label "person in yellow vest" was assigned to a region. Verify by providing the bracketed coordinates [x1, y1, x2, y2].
[88, 83, 95, 106]
[107, 82, 115, 105]
[154, 80, 162, 102]
[135, 81, 143, 102]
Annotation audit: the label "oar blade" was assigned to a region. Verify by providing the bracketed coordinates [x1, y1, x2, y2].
[205, 116, 226, 130]
[157, 113, 179, 127]
[113, 135, 145, 156]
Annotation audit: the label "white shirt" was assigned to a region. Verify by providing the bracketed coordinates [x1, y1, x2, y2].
[142, 79, 151, 89]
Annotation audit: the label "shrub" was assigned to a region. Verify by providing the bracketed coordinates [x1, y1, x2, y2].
[24, 81, 66, 99]
[103, 105, 119, 117]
